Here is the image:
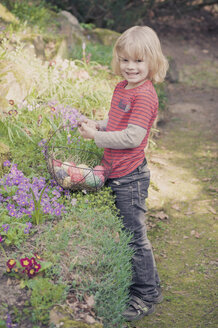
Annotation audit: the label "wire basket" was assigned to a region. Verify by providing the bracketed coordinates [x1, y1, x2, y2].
[44, 127, 112, 192]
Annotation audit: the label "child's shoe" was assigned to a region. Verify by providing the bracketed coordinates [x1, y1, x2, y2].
[123, 295, 155, 322]
[152, 286, 163, 304]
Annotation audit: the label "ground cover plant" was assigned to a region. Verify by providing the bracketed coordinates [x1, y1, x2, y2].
[0, 12, 134, 328]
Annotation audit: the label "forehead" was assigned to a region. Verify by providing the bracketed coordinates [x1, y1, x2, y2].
[117, 41, 146, 60]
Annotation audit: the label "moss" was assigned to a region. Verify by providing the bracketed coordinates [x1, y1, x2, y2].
[50, 306, 103, 328]
[61, 319, 103, 328]
[0, 4, 19, 24]
[92, 28, 120, 46]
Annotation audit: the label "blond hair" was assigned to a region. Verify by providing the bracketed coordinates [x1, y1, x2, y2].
[112, 26, 168, 83]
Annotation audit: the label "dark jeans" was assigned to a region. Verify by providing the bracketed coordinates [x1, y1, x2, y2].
[107, 160, 160, 302]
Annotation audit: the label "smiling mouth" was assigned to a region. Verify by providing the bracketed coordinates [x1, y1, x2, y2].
[126, 72, 138, 75]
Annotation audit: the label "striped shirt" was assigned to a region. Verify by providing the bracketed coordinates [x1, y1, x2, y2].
[104, 79, 158, 178]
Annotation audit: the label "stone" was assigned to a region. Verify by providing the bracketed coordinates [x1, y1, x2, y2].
[91, 28, 120, 46]
[166, 58, 179, 83]
[0, 4, 19, 24]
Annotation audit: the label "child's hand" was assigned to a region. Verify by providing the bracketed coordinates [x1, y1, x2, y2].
[77, 118, 100, 130]
[78, 122, 96, 140]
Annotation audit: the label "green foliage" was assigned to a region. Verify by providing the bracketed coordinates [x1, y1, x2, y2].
[28, 277, 67, 324]
[30, 183, 49, 225]
[155, 83, 168, 111]
[70, 42, 113, 67]
[2, 0, 57, 30]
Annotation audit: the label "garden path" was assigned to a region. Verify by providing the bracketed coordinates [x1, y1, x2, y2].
[131, 29, 218, 328]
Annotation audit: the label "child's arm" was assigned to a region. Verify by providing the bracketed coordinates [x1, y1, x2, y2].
[79, 123, 147, 149]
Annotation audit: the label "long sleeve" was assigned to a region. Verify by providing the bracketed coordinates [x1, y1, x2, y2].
[97, 118, 108, 131]
[94, 124, 147, 149]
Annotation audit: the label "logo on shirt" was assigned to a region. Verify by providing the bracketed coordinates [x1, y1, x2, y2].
[118, 99, 131, 112]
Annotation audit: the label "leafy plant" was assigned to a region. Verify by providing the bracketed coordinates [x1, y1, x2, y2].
[30, 183, 49, 225]
[28, 278, 66, 325]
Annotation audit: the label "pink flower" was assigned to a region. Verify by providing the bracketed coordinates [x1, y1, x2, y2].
[20, 257, 31, 268]
[34, 263, 41, 272]
[7, 259, 16, 269]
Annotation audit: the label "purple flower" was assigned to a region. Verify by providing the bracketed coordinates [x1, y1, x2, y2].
[8, 209, 16, 217]
[2, 224, 10, 233]
[38, 139, 47, 147]
[6, 312, 12, 328]
[24, 222, 32, 234]
[0, 235, 3, 242]
[71, 198, 77, 206]
[54, 208, 61, 216]
[7, 203, 15, 211]
[3, 160, 11, 167]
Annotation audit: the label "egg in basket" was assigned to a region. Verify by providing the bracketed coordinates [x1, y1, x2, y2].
[45, 145, 111, 192]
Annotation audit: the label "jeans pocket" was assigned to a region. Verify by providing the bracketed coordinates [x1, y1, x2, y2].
[133, 178, 150, 213]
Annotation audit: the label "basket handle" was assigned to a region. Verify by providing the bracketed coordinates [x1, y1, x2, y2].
[45, 124, 71, 146]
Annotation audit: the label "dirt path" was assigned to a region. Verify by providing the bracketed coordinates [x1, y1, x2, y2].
[129, 34, 218, 327]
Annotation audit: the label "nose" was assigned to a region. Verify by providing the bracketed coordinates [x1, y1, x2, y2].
[126, 60, 135, 69]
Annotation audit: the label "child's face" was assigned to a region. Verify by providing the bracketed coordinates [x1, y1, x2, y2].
[119, 53, 149, 89]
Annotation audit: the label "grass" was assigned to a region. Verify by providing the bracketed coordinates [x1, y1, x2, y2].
[132, 107, 218, 327]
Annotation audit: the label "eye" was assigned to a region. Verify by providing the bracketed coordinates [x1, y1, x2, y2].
[119, 57, 128, 62]
[136, 59, 143, 63]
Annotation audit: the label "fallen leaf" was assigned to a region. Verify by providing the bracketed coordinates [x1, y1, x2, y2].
[208, 206, 216, 214]
[202, 177, 211, 182]
[84, 294, 95, 308]
[185, 211, 195, 215]
[84, 314, 96, 324]
[171, 204, 180, 211]
[208, 186, 218, 192]
[155, 211, 169, 220]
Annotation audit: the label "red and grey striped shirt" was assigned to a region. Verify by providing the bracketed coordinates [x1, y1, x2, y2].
[104, 79, 158, 178]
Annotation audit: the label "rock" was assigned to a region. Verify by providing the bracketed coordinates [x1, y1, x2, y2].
[0, 61, 30, 111]
[60, 11, 80, 27]
[0, 4, 19, 24]
[56, 11, 85, 53]
[166, 58, 179, 83]
[33, 35, 46, 60]
[91, 28, 120, 46]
